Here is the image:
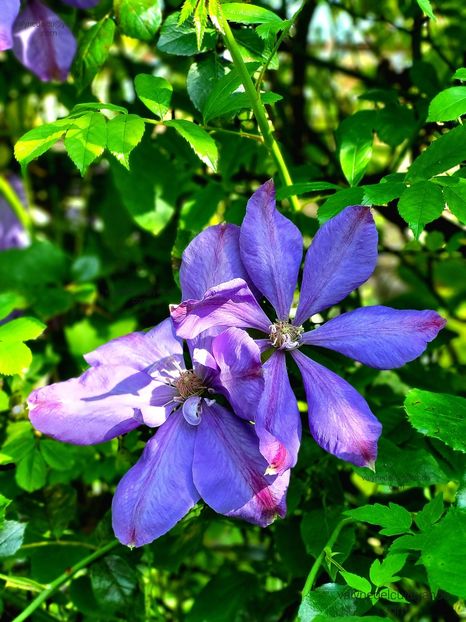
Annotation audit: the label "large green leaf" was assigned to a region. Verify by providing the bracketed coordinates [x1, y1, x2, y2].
[337, 112, 374, 186]
[90, 556, 138, 610]
[114, 0, 162, 41]
[407, 125, 466, 182]
[16, 448, 47, 493]
[64, 112, 107, 175]
[405, 388, 466, 452]
[157, 12, 216, 56]
[397, 181, 444, 238]
[345, 503, 412, 536]
[187, 56, 226, 112]
[297, 583, 371, 622]
[106, 114, 145, 169]
[14, 119, 71, 166]
[164, 120, 218, 171]
[134, 74, 173, 119]
[73, 17, 116, 90]
[428, 86, 466, 121]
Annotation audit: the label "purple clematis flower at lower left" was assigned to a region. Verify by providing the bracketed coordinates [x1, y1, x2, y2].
[28, 319, 288, 547]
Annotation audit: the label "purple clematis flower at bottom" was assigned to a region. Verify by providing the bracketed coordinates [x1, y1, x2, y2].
[28, 320, 288, 547]
[171, 181, 446, 472]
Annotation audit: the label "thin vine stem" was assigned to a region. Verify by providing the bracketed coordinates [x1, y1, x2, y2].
[12, 540, 119, 622]
[217, 10, 301, 211]
[0, 175, 32, 233]
[301, 517, 353, 597]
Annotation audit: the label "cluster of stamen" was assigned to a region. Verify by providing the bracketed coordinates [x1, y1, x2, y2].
[173, 370, 206, 402]
[269, 321, 303, 351]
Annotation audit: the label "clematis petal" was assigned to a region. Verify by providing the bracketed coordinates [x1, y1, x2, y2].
[28, 365, 154, 444]
[211, 328, 264, 421]
[12, 0, 77, 82]
[302, 306, 446, 369]
[0, 0, 20, 51]
[139, 382, 178, 428]
[255, 351, 301, 474]
[193, 403, 288, 526]
[292, 350, 382, 468]
[180, 223, 255, 300]
[61, 0, 100, 8]
[240, 180, 302, 320]
[171, 278, 270, 340]
[112, 412, 200, 547]
[295, 205, 378, 324]
[85, 318, 184, 381]
[182, 395, 203, 426]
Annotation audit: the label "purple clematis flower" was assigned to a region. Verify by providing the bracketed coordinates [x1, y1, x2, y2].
[28, 224, 289, 547]
[0, 176, 29, 250]
[1, 0, 99, 81]
[171, 181, 446, 472]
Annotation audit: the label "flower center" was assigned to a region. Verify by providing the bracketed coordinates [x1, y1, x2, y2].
[269, 321, 303, 351]
[173, 370, 206, 402]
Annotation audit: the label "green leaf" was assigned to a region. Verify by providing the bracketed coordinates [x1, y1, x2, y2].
[415, 494, 445, 531]
[70, 102, 128, 115]
[73, 17, 116, 90]
[2, 422, 35, 463]
[134, 74, 173, 119]
[434, 177, 466, 223]
[164, 120, 218, 170]
[222, 3, 283, 25]
[16, 448, 47, 492]
[179, 0, 198, 25]
[64, 112, 107, 175]
[276, 181, 340, 200]
[362, 181, 405, 205]
[318, 187, 365, 222]
[90, 556, 138, 610]
[0, 317, 46, 342]
[369, 554, 408, 587]
[452, 68, 466, 81]
[14, 119, 71, 166]
[345, 503, 412, 536]
[297, 583, 371, 622]
[187, 56, 226, 112]
[428, 86, 466, 121]
[157, 12, 216, 56]
[419, 508, 466, 598]
[340, 571, 372, 593]
[404, 388, 466, 452]
[106, 114, 145, 169]
[337, 112, 374, 186]
[179, 180, 224, 233]
[397, 181, 444, 238]
[0, 292, 25, 321]
[194, 0, 208, 49]
[0, 341, 32, 375]
[407, 125, 466, 182]
[0, 521, 26, 558]
[40, 440, 76, 471]
[416, 0, 436, 20]
[114, 0, 162, 41]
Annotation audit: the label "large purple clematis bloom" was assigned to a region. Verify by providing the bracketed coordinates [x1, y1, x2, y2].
[171, 181, 446, 472]
[1, 0, 99, 81]
[28, 224, 289, 547]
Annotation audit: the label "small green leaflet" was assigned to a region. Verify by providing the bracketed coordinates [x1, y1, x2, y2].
[114, 0, 162, 42]
[64, 112, 107, 176]
[405, 388, 466, 453]
[107, 114, 145, 169]
[221, 3, 284, 26]
[336, 111, 374, 187]
[362, 181, 405, 205]
[187, 56, 226, 112]
[164, 120, 218, 171]
[415, 494, 444, 531]
[194, 0, 208, 50]
[452, 67, 466, 81]
[433, 176, 466, 223]
[340, 571, 371, 593]
[397, 181, 445, 238]
[369, 554, 408, 588]
[407, 125, 466, 182]
[14, 119, 71, 166]
[70, 103, 128, 115]
[0, 292, 25, 321]
[416, 0, 436, 20]
[157, 12, 216, 56]
[0, 317, 46, 376]
[427, 86, 466, 122]
[73, 17, 116, 91]
[345, 503, 412, 536]
[0, 521, 26, 558]
[134, 74, 173, 119]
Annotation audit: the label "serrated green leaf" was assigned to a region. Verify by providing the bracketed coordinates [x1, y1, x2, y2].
[0, 317, 46, 342]
[415, 494, 444, 531]
[179, 0, 198, 25]
[90, 556, 138, 610]
[14, 119, 71, 166]
[345, 503, 412, 536]
[340, 571, 372, 593]
[187, 56, 226, 112]
[194, 0, 208, 49]
[428, 86, 466, 122]
[318, 187, 365, 222]
[0, 521, 26, 558]
[107, 114, 145, 169]
[452, 68, 466, 81]
[337, 111, 374, 186]
[397, 181, 444, 238]
[40, 440, 76, 471]
[157, 12, 216, 56]
[114, 0, 162, 42]
[362, 181, 405, 205]
[222, 3, 283, 25]
[405, 388, 466, 453]
[64, 112, 107, 175]
[369, 554, 407, 587]
[73, 17, 115, 90]
[134, 74, 173, 119]
[16, 447, 47, 492]
[297, 583, 371, 622]
[164, 120, 218, 171]
[435, 178, 466, 223]
[70, 103, 128, 115]
[416, 0, 436, 20]
[0, 341, 32, 375]
[407, 125, 466, 182]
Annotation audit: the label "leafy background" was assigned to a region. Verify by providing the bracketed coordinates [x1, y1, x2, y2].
[0, 0, 466, 620]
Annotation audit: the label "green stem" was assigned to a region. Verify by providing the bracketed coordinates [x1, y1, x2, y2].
[0, 175, 32, 232]
[217, 11, 300, 211]
[12, 540, 119, 622]
[302, 518, 353, 597]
